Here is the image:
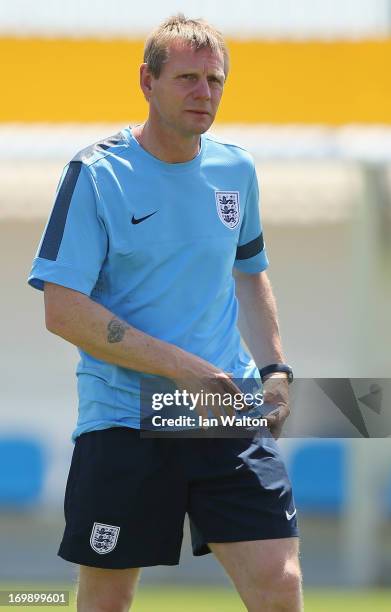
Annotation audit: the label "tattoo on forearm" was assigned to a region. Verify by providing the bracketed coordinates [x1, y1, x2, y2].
[107, 318, 129, 343]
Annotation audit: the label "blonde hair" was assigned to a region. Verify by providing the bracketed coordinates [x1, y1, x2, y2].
[144, 13, 229, 79]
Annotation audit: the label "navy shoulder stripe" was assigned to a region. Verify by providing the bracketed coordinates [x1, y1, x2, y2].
[98, 132, 125, 151]
[72, 131, 126, 163]
[38, 161, 82, 261]
[236, 233, 264, 260]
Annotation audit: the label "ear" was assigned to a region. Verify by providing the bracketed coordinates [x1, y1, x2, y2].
[140, 63, 153, 102]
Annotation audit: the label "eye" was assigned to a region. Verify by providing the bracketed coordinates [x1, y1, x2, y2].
[208, 76, 223, 86]
[180, 74, 196, 81]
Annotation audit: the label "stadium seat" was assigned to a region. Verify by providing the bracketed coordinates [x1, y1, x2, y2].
[287, 441, 347, 514]
[0, 437, 45, 508]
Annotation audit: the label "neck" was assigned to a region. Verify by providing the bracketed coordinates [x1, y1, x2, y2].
[132, 119, 201, 163]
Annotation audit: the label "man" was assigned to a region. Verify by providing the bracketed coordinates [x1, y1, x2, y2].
[28, 14, 302, 612]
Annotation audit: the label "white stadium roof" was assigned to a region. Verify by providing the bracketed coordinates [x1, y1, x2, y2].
[1, 124, 391, 224]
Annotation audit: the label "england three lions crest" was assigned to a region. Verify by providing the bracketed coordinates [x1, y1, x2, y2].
[90, 522, 120, 554]
[215, 191, 240, 229]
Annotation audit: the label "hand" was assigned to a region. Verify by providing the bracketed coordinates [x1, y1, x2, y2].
[262, 374, 290, 439]
[172, 356, 242, 421]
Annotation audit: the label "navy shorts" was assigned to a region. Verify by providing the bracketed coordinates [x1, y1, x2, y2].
[58, 427, 298, 569]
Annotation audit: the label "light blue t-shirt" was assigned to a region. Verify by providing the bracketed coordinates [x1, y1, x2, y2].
[28, 127, 269, 440]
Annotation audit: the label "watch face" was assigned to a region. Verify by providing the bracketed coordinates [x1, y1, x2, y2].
[283, 367, 293, 383]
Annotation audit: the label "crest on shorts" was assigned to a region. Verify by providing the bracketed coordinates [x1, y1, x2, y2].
[90, 522, 120, 554]
[215, 191, 240, 229]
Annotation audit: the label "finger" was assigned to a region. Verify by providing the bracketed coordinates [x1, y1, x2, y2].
[267, 410, 287, 439]
[201, 384, 234, 418]
[219, 377, 245, 401]
[207, 378, 238, 416]
[195, 402, 210, 428]
[200, 390, 234, 422]
[265, 415, 277, 428]
[221, 400, 236, 417]
[267, 408, 281, 417]
[265, 412, 282, 430]
[209, 400, 226, 419]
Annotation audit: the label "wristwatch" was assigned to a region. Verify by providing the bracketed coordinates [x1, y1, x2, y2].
[259, 363, 294, 384]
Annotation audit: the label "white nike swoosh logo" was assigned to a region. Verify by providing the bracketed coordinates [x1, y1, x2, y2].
[285, 509, 297, 520]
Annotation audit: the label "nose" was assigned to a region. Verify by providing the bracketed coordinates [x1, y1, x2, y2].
[193, 77, 211, 100]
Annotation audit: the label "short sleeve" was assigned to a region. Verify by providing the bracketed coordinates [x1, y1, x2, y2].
[28, 161, 108, 295]
[234, 167, 269, 274]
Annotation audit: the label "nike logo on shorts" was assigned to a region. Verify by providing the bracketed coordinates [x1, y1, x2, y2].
[285, 508, 297, 521]
[131, 211, 157, 224]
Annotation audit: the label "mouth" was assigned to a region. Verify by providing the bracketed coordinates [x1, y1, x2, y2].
[185, 110, 210, 116]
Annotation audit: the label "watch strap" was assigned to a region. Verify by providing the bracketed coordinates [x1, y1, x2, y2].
[259, 363, 294, 384]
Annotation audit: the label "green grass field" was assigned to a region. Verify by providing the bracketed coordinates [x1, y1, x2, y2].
[1, 585, 391, 611]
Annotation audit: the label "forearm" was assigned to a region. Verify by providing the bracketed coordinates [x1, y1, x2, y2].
[44, 282, 193, 379]
[234, 270, 285, 368]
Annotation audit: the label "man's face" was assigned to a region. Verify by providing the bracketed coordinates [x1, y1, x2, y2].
[144, 41, 226, 137]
